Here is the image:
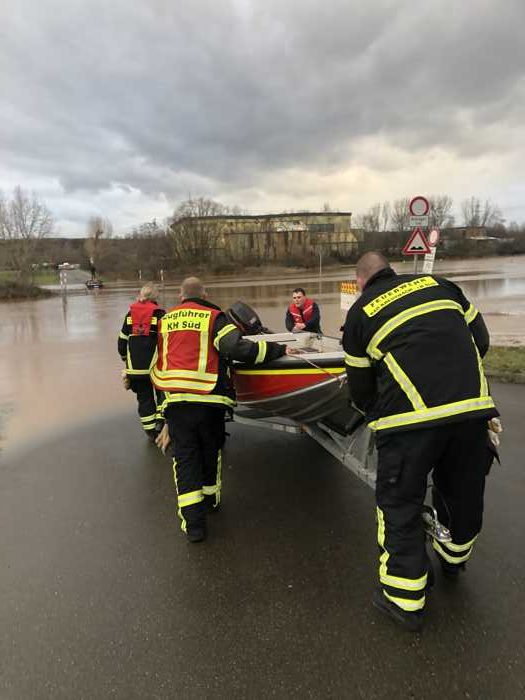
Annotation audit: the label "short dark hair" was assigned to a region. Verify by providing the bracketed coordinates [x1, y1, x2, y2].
[292, 287, 306, 295]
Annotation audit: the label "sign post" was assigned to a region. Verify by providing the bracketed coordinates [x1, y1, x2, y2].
[422, 228, 440, 274]
[405, 196, 431, 274]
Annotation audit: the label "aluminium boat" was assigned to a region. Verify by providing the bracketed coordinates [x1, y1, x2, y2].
[232, 331, 348, 424]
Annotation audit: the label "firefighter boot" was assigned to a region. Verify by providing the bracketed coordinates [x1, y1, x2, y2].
[372, 588, 424, 632]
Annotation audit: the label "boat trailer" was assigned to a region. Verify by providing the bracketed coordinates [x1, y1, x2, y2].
[233, 410, 452, 543]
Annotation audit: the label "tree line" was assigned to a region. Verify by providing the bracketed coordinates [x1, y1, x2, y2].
[2, 188, 525, 281]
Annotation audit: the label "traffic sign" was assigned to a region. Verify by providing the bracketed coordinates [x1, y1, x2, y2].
[409, 196, 430, 217]
[409, 215, 429, 228]
[403, 227, 431, 255]
[428, 228, 440, 246]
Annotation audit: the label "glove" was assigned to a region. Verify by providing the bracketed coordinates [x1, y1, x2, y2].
[488, 417, 502, 448]
[121, 369, 131, 390]
[155, 424, 171, 454]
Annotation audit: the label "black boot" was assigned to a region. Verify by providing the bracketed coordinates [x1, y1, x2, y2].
[186, 524, 207, 543]
[372, 588, 424, 632]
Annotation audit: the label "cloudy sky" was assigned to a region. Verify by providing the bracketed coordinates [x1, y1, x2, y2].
[1, 0, 524, 236]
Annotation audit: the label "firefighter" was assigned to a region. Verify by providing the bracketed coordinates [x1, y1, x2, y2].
[342, 252, 499, 632]
[151, 277, 294, 543]
[118, 283, 165, 442]
[285, 287, 322, 334]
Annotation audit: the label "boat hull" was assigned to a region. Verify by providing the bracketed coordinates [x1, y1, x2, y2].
[233, 362, 347, 423]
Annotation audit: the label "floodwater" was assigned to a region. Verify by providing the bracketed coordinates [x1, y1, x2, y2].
[1, 255, 525, 451]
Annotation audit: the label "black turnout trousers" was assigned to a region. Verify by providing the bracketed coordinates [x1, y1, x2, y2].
[375, 418, 490, 612]
[129, 376, 162, 434]
[165, 403, 226, 531]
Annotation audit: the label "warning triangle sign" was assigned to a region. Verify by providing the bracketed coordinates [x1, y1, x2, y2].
[403, 227, 431, 255]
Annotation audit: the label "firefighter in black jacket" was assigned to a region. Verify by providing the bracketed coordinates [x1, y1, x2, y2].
[152, 277, 293, 543]
[118, 283, 165, 441]
[343, 252, 499, 631]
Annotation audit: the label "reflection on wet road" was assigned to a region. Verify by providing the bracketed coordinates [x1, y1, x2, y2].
[1, 256, 525, 450]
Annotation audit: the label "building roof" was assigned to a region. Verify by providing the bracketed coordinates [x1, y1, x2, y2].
[172, 211, 352, 224]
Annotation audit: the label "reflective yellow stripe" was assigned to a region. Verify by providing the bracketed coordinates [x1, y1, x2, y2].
[198, 330, 209, 376]
[157, 378, 216, 391]
[202, 485, 218, 495]
[150, 316, 158, 325]
[172, 459, 187, 533]
[255, 341, 267, 364]
[363, 276, 438, 317]
[152, 367, 217, 382]
[235, 367, 344, 375]
[433, 540, 472, 564]
[126, 367, 151, 376]
[367, 300, 464, 359]
[380, 571, 427, 591]
[162, 393, 235, 408]
[161, 331, 169, 371]
[383, 591, 425, 612]
[178, 490, 204, 508]
[369, 396, 495, 431]
[119, 331, 129, 340]
[440, 535, 478, 553]
[472, 341, 488, 398]
[140, 414, 157, 423]
[465, 303, 478, 324]
[383, 352, 426, 411]
[345, 353, 371, 368]
[214, 323, 237, 350]
[126, 316, 132, 324]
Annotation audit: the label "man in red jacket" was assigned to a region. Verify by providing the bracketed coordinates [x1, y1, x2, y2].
[118, 283, 165, 442]
[285, 287, 322, 334]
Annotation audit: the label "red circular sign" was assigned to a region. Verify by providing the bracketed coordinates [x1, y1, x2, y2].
[409, 196, 430, 216]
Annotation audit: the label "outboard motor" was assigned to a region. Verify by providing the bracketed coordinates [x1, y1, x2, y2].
[226, 301, 271, 335]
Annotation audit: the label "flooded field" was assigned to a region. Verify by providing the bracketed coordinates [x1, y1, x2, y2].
[1, 255, 525, 451]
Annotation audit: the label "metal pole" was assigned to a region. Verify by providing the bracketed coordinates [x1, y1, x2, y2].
[413, 254, 418, 275]
[319, 248, 322, 295]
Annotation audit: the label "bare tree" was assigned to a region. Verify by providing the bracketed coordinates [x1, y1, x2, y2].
[0, 186, 54, 278]
[84, 216, 113, 273]
[428, 195, 454, 228]
[391, 198, 410, 232]
[380, 201, 391, 231]
[461, 197, 504, 228]
[359, 203, 381, 232]
[169, 197, 230, 263]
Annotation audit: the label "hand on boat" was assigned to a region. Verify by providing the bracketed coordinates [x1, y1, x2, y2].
[155, 424, 171, 453]
[285, 346, 301, 355]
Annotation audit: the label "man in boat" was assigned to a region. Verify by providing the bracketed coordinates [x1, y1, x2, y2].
[342, 251, 499, 632]
[118, 282, 165, 442]
[151, 276, 293, 543]
[285, 287, 322, 334]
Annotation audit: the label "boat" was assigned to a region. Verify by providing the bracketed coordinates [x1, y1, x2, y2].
[85, 279, 104, 289]
[232, 331, 348, 423]
[227, 302, 353, 425]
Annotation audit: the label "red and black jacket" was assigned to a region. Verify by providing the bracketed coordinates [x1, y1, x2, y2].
[285, 299, 321, 333]
[118, 299, 165, 375]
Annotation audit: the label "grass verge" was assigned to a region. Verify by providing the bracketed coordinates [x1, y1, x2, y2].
[484, 346, 525, 384]
[0, 280, 55, 301]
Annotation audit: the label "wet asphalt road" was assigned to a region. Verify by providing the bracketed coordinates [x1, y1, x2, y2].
[1, 383, 524, 699]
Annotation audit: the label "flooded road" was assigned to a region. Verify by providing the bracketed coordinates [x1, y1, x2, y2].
[1, 255, 525, 451]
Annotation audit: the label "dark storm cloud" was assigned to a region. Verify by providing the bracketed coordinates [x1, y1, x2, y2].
[1, 0, 524, 201]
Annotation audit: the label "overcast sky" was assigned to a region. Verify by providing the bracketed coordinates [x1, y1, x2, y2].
[1, 0, 524, 236]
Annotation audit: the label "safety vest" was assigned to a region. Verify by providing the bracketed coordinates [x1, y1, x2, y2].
[288, 298, 314, 325]
[151, 301, 222, 396]
[128, 300, 159, 336]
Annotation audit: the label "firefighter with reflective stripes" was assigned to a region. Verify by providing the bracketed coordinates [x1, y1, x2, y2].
[118, 283, 165, 442]
[151, 276, 291, 543]
[343, 252, 499, 631]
